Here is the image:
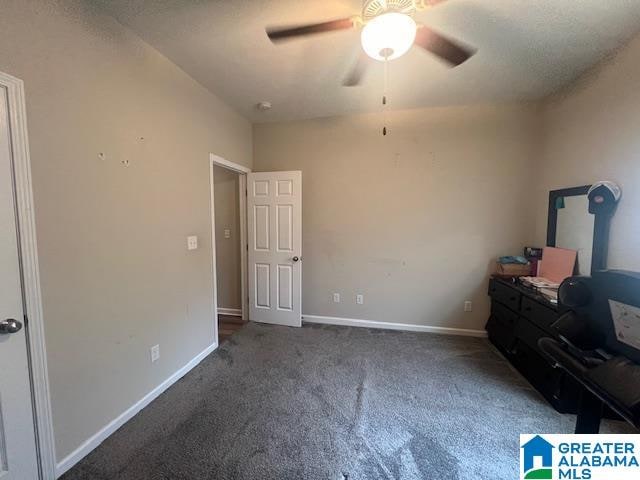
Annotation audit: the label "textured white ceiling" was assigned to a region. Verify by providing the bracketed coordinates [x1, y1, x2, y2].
[95, 0, 640, 123]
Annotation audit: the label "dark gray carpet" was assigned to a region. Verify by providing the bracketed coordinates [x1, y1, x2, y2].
[62, 322, 635, 480]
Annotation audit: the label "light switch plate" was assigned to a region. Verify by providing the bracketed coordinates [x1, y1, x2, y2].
[356, 294, 364, 305]
[333, 293, 341, 303]
[150, 344, 160, 363]
[464, 301, 473, 312]
[187, 235, 198, 250]
[224, 229, 231, 239]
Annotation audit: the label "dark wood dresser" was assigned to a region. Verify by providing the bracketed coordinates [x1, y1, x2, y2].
[486, 277, 581, 413]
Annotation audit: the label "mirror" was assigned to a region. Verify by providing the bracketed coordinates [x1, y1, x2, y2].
[556, 195, 594, 275]
[547, 186, 594, 275]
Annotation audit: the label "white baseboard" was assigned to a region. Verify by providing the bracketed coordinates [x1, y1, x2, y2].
[302, 314, 487, 338]
[55, 342, 218, 478]
[217, 307, 242, 317]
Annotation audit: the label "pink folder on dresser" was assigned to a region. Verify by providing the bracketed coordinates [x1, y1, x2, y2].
[539, 247, 578, 284]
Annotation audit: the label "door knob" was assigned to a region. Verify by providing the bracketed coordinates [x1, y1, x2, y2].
[292, 256, 300, 262]
[0, 319, 23, 334]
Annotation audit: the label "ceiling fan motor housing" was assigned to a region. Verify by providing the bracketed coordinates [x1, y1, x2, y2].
[362, 0, 416, 21]
[361, 0, 418, 61]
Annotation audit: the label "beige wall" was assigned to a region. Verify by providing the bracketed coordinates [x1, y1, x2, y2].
[213, 165, 242, 310]
[0, 0, 251, 462]
[254, 105, 539, 331]
[535, 34, 640, 271]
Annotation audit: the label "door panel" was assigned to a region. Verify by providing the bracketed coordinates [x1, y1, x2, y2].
[247, 171, 301, 326]
[277, 265, 293, 310]
[254, 205, 270, 250]
[276, 205, 293, 251]
[255, 263, 271, 308]
[0, 87, 40, 478]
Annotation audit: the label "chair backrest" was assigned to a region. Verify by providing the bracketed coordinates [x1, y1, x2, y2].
[559, 270, 640, 363]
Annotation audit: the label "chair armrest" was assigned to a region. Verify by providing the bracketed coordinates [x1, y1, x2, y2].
[538, 337, 589, 378]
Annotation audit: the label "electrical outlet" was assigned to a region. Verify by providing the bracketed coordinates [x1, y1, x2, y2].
[187, 235, 198, 250]
[150, 344, 160, 363]
[333, 293, 341, 303]
[464, 301, 473, 312]
[356, 294, 364, 305]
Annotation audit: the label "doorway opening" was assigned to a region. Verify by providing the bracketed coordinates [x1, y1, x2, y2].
[209, 155, 302, 336]
[209, 155, 250, 345]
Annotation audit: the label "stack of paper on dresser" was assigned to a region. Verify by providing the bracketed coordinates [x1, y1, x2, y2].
[521, 247, 578, 302]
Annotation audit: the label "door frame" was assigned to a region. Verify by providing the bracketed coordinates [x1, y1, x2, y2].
[209, 154, 250, 330]
[1, 72, 56, 478]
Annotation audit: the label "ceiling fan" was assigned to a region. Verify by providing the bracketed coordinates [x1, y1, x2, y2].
[266, 0, 477, 87]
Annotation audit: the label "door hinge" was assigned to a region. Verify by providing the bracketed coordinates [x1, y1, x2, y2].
[246, 244, 249, 251]
[23, 314, 29, 327]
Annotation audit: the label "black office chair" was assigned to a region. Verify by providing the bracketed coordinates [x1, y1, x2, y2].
[538, 270, 640, 433]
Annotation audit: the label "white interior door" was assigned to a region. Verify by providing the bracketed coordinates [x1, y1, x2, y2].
[247, 171, 302, 327]
[0, 87, 39, 478]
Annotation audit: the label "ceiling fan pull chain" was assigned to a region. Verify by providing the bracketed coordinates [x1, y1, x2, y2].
[383, 55, 389, 136]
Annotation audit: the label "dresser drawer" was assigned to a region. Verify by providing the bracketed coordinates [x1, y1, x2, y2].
[488, 279, 521, 312]
[515, 316, 550, 355]
[521, 296, 557, 333]
[512, 342, 570, 409]
[486, 302, 519, 353]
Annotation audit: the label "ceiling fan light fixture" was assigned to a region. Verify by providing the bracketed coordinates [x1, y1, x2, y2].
[361, 12, 417, 61]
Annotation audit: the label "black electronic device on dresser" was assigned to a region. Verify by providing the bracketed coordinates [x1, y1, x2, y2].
[486, 183, 621, 414]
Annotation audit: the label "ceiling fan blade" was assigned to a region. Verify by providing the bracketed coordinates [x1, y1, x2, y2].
[414, 25, 476, 66]
[266, 18, 355, 42]
[343, 50, 369, 87]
